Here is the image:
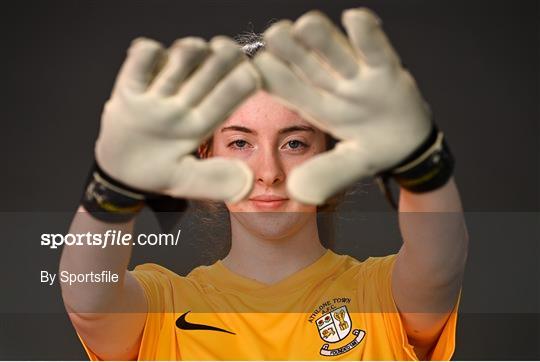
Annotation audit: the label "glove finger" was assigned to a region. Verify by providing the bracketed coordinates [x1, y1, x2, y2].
[342, 8, 400, 68]
[292, 11, 359, 79]
[149, 37, 209, 96]
[263, 20, 337, 93]
[114, 37, 165, 94]
[253, 52, 354, 132]
[174, 36, 244, 107]
[171, 155, 254, 202]
[184, 61, 259, 138]
[287, 142, 372, 205]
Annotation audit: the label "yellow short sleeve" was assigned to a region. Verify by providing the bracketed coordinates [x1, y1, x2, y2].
[77, 264, 180, 361]
[130, 264, 181, 360]
[360, 255, 460, 361]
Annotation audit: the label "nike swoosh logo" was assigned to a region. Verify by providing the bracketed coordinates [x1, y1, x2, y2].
[176, 311, 235, 335]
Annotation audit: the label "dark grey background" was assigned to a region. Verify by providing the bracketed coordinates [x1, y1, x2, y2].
[1, 0, 539, 360]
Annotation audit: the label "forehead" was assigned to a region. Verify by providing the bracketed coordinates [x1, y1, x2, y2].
[221, 91, 313, 131]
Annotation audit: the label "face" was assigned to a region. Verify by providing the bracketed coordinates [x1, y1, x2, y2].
[207, 91, 327, 239]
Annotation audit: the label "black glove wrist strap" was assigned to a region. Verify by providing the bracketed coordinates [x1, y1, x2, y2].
[391, 129, 454, 192]
[81, 162, 189, 228]
[81, 163, 146, 223]
[377, 123, 455, 209]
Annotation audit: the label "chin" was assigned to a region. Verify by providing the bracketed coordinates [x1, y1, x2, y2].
[230, 211, 313, 241]
[227, 199, 317, 240]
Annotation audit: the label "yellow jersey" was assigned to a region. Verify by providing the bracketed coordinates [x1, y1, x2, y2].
[80, 250, 458, 360]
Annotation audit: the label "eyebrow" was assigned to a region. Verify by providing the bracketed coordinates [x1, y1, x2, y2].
[278, 125, 316, 135]
[220, 124, 315, 135]
[220, 125, 256, 134]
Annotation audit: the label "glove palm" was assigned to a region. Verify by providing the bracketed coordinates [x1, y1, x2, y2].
[253, 9, 432, 204]
[96, 37, 259, 202]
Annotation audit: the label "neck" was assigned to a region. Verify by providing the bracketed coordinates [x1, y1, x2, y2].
[222, 213, 326, 285]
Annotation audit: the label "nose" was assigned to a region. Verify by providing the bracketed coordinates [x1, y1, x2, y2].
[254, 146, 285, 187]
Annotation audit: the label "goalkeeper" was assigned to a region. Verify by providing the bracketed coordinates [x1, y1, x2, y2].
[60, 8, 468, 360]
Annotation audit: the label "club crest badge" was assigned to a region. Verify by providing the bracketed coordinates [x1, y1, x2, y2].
[315, 305, 366, 356]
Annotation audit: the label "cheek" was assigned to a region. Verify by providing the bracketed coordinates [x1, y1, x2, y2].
[282, 136, 327, 171]
[209, 138, 226, 158]
[210, 138, 253, 162]
[291, 200, 318, 213]
[225, 200, 243, 213]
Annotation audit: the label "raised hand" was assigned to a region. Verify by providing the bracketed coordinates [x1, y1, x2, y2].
[96, 36, 259, 202]
[253, 9, 433, 204]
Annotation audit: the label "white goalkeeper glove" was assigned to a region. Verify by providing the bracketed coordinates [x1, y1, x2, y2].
[253, 8, 433, 205]
[95, 36, 259, 202]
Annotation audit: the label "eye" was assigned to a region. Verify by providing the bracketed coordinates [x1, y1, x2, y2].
[233, 140, 247, 148]
[288, 140, 302, 149]
[227, 139, 251, 150]
[282, 139, 308, 151]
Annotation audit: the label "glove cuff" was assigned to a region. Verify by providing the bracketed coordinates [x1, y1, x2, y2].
[81, 162, 189, 228]
[391, 124, 455, 193]
[81, 162, 188, 231]
[377, 124, 455, 209]
[81, 162, 147, 223]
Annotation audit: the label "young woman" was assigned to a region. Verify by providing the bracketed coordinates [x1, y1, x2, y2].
[60, 8, 468, 361]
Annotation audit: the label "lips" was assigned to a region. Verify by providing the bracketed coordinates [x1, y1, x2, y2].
[249, 195, 289, 210]
[250, 195, 288, 202]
